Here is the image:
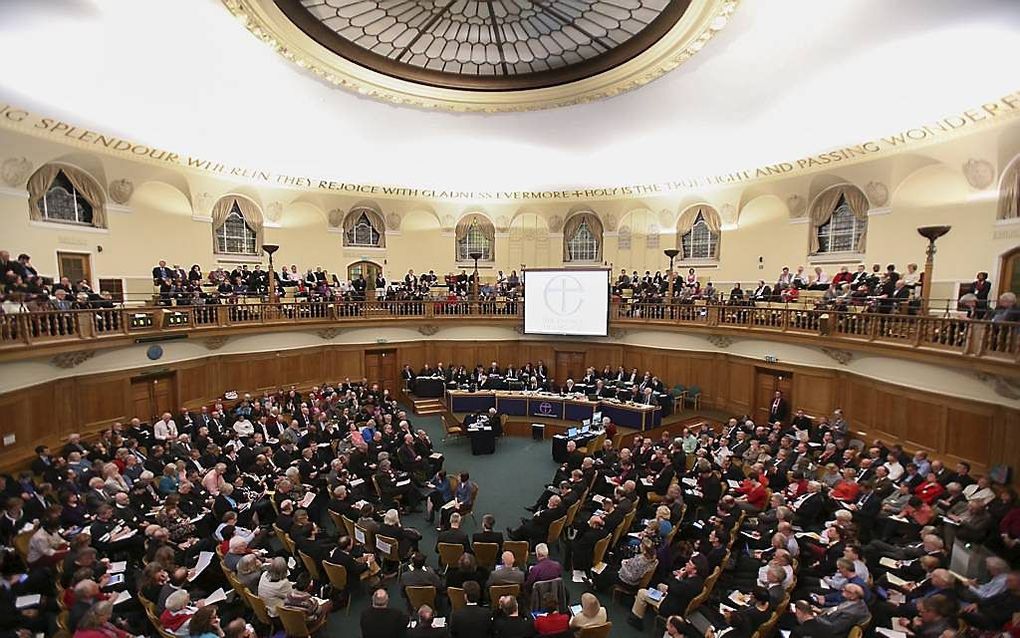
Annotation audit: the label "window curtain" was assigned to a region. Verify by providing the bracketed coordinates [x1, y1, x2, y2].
[1000, 162, 1020, 220]
[455, 214, 495, 260]
[809, 185, 869, 253]
[27, 164, 107, 228]
[344, 208, 386, 247]
[212, 195, 264, 253]
[676, 206, 721, 258]
[562, 212, 604, 262]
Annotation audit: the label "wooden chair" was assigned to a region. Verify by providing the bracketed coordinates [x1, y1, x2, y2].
[562, 500, 582, 530]
[460, 482, 479, 527]
[610, 509, 636, 547]
[299, 549, 321, 581]
[611, 558, 657, 603]
[321, 561, 352, 615]
[438, 542, 466, 572]
[448, 586, 467, 612]
[503, 540, 530, 571]
[277, 605, 327, 637]
[327, 509, 345, 534]
[341, 515, 357, 539]
[375, 533, 407, 577]
[225, 569, 249, 600]
[489, 583, 520, 605]
[266, 490, 278, 514]
[577, 622, 612, 638]
[12, 531, 32, 562]
[442, 415, 464, 442]
[545, 515, 568, 551]
[405, 585, 437, 611]
[372, 474, 403, 508]
[273, 524, 296, 555]
[244, 589, 274, 628]
[590, 534, 611, 573]
[473, 542, 500, 570]
[684, 385, 702, 410]
[354, 523, 374, 551]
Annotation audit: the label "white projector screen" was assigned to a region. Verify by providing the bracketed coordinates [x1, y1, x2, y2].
[523, 268, 610, 337]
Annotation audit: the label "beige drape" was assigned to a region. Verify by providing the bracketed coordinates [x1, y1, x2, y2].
[676, 205, 721, 258]
[343, 208, 386, 247]
[27, 164, 107, 228]
[211, 195, 264, 253]
[562, 212, 604, 262]
[809, 185, 870, 253]
[999, 162, 1020, 220]
[455, 214, 495, 243]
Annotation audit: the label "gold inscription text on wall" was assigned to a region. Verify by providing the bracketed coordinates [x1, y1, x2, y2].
[1, 92, 1018, 202]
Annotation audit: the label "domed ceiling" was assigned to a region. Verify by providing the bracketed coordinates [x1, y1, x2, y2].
[284, 0, 690, 89]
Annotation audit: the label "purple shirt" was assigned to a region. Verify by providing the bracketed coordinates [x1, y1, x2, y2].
[525, 558, 563, 589]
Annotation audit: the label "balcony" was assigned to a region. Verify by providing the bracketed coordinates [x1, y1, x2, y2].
[0, 299, 1016, 372]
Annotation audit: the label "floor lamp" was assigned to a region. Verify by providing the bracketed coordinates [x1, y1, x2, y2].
[263, 243, 279, 304]
[916, 226, 950, 314]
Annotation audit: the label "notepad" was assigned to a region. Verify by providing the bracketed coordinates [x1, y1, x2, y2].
[572, 570, 587, 583]
[201, 588, 228, 606]
[15, 595, 40, 609]
[879, 557, 900, 569]
[108, 561, 127, 573]
[190, 551, 214, 581]
[114, 590, 132, 606]
[885, 573, 909, 587]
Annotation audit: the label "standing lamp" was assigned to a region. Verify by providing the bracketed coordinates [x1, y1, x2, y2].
[664, 248, 680, 303]
[262, 244, 279, 304]
[916, 226, 950, 314]
[469, 251, 483, 301]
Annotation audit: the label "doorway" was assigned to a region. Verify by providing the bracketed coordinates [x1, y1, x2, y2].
[57, 251, 92, 288]
[348, 261, 382, 290]
[999, 247, 1020, 297]
[130, 372, 177, 423]
[755, 368, 793, 424]
[554, 350, 586, 384]
[364, 349, 397, 390]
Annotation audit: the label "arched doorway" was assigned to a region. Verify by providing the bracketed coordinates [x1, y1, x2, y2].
[348, 260, 382, 291]
[999, 247, 1020, 297]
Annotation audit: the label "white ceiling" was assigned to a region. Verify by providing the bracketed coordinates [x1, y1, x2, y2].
[1, 0, 1018, 192]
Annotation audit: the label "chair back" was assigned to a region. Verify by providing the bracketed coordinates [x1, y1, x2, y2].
[299, 549, 321, 580]
[438, 542, 466, 570]
[327, 510, 344, 533]
[448, 586, 467, 612]
[273, 524, 295, 555]
[244, 589, 273, 625]
[503, 540, 530, 570]
[321, 561, 348, 591]
[341, 515, 356, 538]
[563, 500, 582, 528]
[473, 542, 500, 570]
[406, 585, 437, 611]
[591, 534, 611, 569]
[277, 606, 312, 637]
[637, 559, 659, 589]
[371, 475, 384, 500]
[375, 533, 401, 562]
[546, 515, 568, 545]
[704, 565, 722, 593]
[12, 531, 32, 561]
[489, 583, 521, 604]
[578, 622, 613, 638]
[354, 522, 374, 550]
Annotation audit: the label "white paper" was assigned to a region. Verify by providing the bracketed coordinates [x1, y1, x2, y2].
[591, 562, 607, 574]
[287, 557, 297, 570]
[728, 480, 742, 489]
[190, 551, 214, 581]
[108, 561, 127, 574]
[299, 492, 315, 508]
[879, 557, 900, 569]
[572, 570, 587, 583]
[354, 528, 366, 543]
[114, 590, 132, 606]
[885, 573, 909, 587]
[433, 617, 446, 628]
[396, 480, 411, 488]
[376, 539, 393, 555]
[15, 595, 41, 609]
[201, 588, 228, 606]
[876, 630, 908, 638]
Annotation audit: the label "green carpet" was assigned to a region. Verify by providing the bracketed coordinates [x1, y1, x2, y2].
[322, 406, 650, 637]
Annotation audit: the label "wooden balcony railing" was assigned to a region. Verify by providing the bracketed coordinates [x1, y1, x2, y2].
[0, 299, 1016, 366]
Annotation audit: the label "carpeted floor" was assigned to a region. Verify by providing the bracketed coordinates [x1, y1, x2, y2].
[321, 406, 654, 637]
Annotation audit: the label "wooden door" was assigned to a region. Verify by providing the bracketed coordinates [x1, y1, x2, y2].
[554, 351, 586, 384]
[348, 261, 382, 290]
[130, 373, 177, 423]
[364, 349, 397, 390]
[999, 247, 1020, 297]
[57, 251, 92, 287]
[755, 369, 793, 424]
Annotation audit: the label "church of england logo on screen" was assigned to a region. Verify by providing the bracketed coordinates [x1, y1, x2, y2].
[539, 402, 554, 415]
[542, 274, 585, 317]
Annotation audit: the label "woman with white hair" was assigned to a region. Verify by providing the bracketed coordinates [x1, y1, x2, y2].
[235, 553, 264, 593]
[159, 589, 195, 636]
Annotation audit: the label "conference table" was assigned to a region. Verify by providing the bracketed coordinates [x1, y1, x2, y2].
[412, 376, 447, 398]
[552, 428, 602, 462]
[446, 389, 662, 431]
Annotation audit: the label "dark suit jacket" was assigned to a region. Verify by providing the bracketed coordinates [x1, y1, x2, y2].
[437, 527, 471, 553]
[361, 607, 409, 638]
[408, 625, 450, 638]
[472, 530, 504, 550]
[450, 605, 493, 638]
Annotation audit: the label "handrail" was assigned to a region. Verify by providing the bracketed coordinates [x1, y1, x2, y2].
[0, 299, 1016, 365]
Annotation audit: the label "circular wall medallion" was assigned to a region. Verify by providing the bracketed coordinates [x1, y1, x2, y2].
[224, 0, 738, 111]
[146, 344, 164, 361]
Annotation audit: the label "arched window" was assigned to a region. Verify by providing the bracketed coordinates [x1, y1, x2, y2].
[342, 207, 385, 247]
[456, 214, 494, 262]
[617, 226, 632, 250]
[211, 195, 263, 255]
[26, 163, 107, 228]
[999, 156, 1019, 220]
[677, 205, 721, 261]
[563, 212, 603, 263]
[809, 185, 869, 254]
[216, 203, 258, 255]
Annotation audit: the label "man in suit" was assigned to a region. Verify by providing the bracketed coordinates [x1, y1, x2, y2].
[509, 495, 565, 546]
[792, 481, 826, 528]
[768, 390, 790, 424]
[152, 260, 172, 283]
[361, 588, 409, 638]
[471, 514, 504, 550]
[409, 605, 449, 638]
[400, 552, 442, 591]
[436, 513, 471, 553]
[812, 583, 870, 636]
[450, 581, 492, 638]
[486, 551, 525, 588]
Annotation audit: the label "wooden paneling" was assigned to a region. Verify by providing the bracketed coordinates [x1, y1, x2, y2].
[0, 338, 1016, 480]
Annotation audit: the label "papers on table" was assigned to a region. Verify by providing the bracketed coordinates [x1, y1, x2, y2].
[201, 588, 228, 606]
[108, 561, 127, 574]
[114, 590, 132, 606]
[885, 573, 909, 587]
[15, 595, 41, 609]
[190, 551, 214, 581]
[572, 570, 587, 583]
[879, 557, 901, 569]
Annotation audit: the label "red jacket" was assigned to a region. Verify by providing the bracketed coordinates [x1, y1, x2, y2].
[914, 480, 945, 505]
[534, 612, 570, 635]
